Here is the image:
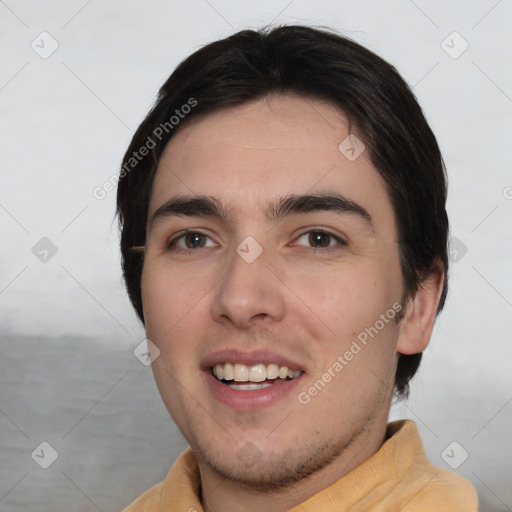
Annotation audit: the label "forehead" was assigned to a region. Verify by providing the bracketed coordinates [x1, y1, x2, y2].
[149, 95, 394, 234]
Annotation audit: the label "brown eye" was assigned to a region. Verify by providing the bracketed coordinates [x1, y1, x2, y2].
[308, 232, 331, 247]
[183, 233, 207, 248]
[295, 230, 347, 250]
[168, 231, 216, 250]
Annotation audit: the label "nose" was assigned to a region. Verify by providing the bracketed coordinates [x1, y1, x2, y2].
[211, 242, 286, 329]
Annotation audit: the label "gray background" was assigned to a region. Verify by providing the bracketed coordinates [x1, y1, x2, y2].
[1, 0, 511, 510]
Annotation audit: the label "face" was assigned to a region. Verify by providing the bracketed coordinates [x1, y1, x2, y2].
[141, 95, 407, 489]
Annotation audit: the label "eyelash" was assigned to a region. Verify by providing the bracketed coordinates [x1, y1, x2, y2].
[166, 229, 347, 254]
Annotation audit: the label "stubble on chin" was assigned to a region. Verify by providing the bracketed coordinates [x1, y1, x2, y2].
[192, 411, 379, 493]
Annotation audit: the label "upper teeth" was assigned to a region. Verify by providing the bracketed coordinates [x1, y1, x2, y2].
[212, 363, 302, 382]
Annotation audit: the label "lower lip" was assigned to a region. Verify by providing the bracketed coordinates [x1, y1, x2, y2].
[203, 371, 304, 411]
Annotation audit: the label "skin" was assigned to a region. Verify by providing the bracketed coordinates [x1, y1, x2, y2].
[140, 94, 444, 512]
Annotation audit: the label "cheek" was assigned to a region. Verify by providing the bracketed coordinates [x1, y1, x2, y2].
[141, 260, 208, 341]
[288, 264, 401, 371]
[288, 264, 385, 330]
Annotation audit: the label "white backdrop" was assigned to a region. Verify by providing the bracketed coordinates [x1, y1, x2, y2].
[0, 1, 511, 511]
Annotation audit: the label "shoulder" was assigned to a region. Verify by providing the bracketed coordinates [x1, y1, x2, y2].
[402, 467, 478, 511]
[122, 482, 163, 512]
[121, 448, 200, 512]
[386, 420, 479, 511]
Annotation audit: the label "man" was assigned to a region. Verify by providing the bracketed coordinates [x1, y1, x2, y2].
[117, 25, 478, 511]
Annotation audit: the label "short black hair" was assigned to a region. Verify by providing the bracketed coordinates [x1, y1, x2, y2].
[116, 25, 449, 399]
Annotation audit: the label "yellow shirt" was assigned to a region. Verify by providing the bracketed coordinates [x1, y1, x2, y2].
[123, 420, 478, 511]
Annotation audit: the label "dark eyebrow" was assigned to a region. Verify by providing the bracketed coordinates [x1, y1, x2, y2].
[150, 196, 230, 227]
[265, 193, 373, 228]
[150, 193, 373, 229]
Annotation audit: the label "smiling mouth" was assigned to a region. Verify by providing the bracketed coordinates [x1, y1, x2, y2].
[211, 362, 304, 390]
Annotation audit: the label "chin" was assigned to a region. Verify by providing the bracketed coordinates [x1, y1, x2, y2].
[194, 435, 352, 492]
[206, 455, 308, 491]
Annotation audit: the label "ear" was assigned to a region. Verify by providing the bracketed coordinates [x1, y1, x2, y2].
[396, 262, 445, 355]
